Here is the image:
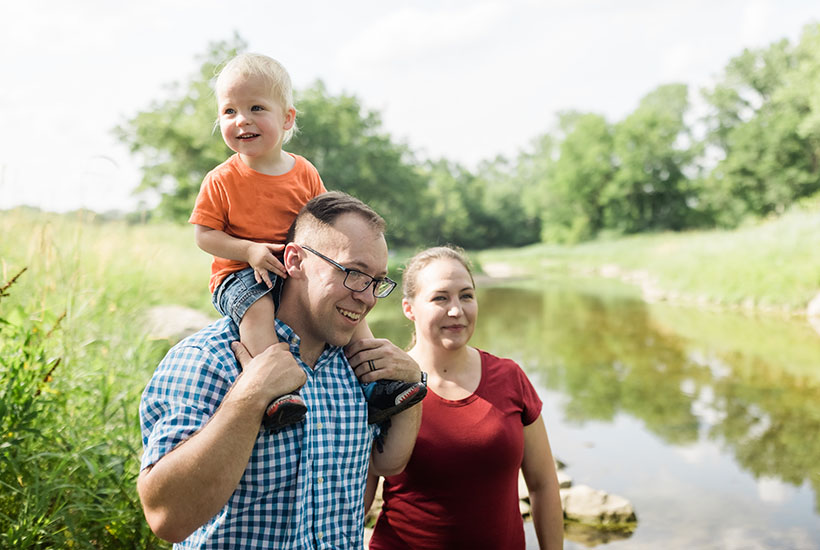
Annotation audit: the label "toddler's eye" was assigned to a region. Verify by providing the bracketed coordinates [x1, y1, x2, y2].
[251, 105, 265, 111]
[223, 108, 236, 115]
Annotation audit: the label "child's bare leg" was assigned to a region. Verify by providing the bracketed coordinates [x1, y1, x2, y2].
[240, 295, 306, 431]
[238, 295, 277, 357]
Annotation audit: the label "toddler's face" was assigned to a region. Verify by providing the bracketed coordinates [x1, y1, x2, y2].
[216, 72, 293, 161]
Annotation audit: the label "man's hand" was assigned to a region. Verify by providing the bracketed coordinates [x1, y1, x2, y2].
[247, 243, 287, 287]
[230, 341, 306, 415]
[345, 338, 422, 385]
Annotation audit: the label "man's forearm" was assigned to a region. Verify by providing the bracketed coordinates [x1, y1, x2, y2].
[137, 397, 261, 542]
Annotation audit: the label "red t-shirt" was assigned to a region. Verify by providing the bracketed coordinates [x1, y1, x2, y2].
[188, 153, 326, 292]
[370, 350, 543, 550]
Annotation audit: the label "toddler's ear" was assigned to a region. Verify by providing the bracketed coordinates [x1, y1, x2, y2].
[283, 107, 296, 130]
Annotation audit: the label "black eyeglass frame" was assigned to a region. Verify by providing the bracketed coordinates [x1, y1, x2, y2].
[300, 245, 397, 298]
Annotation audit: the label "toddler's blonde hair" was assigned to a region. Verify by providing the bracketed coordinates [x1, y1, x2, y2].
[215, 53, 298, 143]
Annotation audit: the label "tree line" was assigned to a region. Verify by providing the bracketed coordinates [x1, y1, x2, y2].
[116, 25, 820, 248]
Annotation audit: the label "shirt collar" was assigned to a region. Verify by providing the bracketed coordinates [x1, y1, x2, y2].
[274, 318, 343, 370]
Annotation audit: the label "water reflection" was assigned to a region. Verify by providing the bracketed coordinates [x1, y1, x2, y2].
[369, 278, 820, 547]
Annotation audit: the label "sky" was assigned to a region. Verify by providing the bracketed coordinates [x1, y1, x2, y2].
[2, 0, 820, 213]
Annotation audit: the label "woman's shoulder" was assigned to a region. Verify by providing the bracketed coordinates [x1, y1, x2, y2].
[475, 348, 520, 368]
[477, 348, 524, 374]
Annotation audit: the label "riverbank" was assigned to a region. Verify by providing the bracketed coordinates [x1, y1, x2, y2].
[474, 200, 820, 317]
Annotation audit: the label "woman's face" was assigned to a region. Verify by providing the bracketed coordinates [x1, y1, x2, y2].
[403, 257, 477, 351]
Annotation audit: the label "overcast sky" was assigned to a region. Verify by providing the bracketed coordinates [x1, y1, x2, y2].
[2, 0, 819, 213]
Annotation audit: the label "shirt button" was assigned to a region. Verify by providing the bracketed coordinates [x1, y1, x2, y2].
[316, 422, 323, 429]
[318, 532, 323, 540]
[318, 476, 324, 484]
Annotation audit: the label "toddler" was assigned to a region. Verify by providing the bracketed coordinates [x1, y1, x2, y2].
[189, 53, 425, 431]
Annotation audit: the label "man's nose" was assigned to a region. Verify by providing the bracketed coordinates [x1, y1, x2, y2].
[355, 285, 378, 307]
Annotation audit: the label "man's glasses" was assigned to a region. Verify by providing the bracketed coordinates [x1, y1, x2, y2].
[301, 245, 397, 298]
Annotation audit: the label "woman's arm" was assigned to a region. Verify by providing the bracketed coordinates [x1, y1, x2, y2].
[521, 415, 564, 550]
[364, 471, 380, 513]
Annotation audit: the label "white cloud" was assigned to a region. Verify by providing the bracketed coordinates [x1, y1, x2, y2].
[741, 1, 776, 45]
[3, 1, 820, 212]
[338, 3, 507, 68]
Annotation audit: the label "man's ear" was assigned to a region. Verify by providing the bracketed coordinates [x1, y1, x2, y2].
[283, 243, 305, 278]
[401, 298, 415, 321]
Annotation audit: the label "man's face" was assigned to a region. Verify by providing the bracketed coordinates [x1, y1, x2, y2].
[295, 213, 388, 351]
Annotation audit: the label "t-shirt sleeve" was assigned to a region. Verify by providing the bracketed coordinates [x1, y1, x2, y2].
[139, 344, 234, 471]
[189, 174, 229, 230]
[306, 159, 327, 196]
[516, 364, 543, 426]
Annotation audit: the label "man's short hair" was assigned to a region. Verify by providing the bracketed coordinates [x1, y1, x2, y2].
[286, 191, 386, 243]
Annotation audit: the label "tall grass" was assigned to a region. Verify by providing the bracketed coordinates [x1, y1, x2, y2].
[477, 200, 820, 313]
[0, 208, 213, 549]
[1, 202, 818, 546]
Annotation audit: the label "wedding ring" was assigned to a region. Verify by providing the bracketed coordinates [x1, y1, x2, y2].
[368, 360, 376, 372]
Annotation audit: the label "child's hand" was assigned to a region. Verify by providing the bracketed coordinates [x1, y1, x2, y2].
[247, 243, 287, 288]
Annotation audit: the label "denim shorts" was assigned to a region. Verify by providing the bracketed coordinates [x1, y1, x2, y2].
[211, 266, 282, 328]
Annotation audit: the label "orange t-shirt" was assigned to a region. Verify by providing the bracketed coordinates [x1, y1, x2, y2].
[189, 153, 326, 292]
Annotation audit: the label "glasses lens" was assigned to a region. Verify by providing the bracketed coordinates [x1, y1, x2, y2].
[374, 279, 396, 298]
[344, 270, 372, 292]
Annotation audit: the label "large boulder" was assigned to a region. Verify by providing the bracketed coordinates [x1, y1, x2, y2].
[144, 305, 216, 344]
[560, 484, 637, 526]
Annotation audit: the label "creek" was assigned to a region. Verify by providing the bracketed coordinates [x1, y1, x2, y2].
[369, 276, 820, 549]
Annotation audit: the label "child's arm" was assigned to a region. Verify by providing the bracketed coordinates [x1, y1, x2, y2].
[195, 224, 285, 288]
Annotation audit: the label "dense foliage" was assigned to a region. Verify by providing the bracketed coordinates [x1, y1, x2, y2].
[0, 270, 166, 549]
[116, 25, 820, 246]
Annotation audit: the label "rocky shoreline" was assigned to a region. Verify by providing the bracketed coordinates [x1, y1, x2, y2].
[365, 459, 637, 546]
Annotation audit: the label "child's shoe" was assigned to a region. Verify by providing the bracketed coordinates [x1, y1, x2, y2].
[263, 393, 307, 431]
[366, 379, 427, 425]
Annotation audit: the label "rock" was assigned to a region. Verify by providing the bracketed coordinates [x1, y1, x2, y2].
[560, 484, 636, 526]
[557, 470, 573, 489]
[144, 305, 216, 344]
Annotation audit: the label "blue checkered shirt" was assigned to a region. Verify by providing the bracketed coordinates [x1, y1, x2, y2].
[139, 317, 377, 549]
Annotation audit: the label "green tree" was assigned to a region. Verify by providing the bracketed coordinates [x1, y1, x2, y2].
[114, 35, 242, 221]
[700, 25, 820, 225]
[287, 82, 430, 246]
[472, 156, 541, 247]
[420, 159, 475, 246]
[544, 111, 615, 243]
[607, 84, 697, 233]
[115, 37, 430, 246]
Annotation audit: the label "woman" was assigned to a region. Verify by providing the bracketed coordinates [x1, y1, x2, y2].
[368, 246, 563, 550]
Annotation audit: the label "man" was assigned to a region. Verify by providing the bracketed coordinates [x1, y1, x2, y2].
[138, 192, 423, 548]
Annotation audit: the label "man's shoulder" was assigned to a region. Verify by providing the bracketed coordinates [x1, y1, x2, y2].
[167, 317, 238, 360]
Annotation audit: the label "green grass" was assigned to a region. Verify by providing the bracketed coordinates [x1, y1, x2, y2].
[476, 201, 820, 313]
[0, 208, 209, 549]
[1, 202, 818, 546]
